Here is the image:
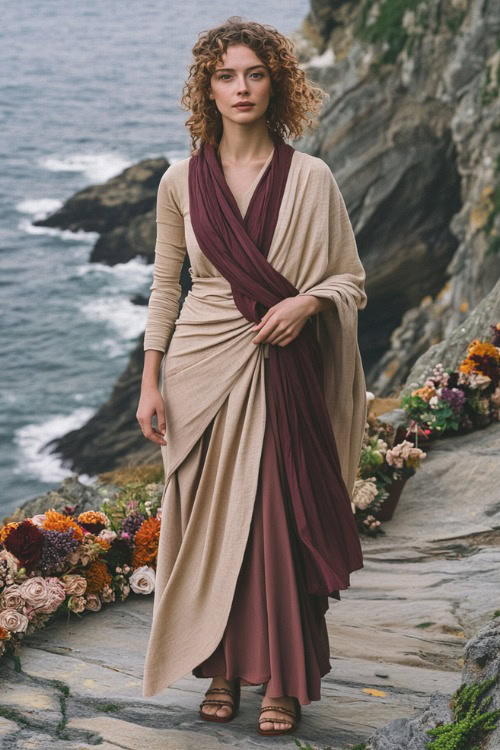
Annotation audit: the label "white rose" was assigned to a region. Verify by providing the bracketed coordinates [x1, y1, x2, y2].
[129, 565, 155, 595]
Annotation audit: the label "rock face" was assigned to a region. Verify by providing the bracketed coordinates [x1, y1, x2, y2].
[32, 0, 500, 486]
[366, 617, 500, 750]
[403, 276, 500, 393]
[34, 158, 169, 265]
[294, 0, 500, 391]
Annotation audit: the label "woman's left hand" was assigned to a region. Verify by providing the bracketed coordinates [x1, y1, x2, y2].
[251, 296, 316, 348]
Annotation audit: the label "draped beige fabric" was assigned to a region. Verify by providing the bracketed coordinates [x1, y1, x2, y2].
[141, 148, 368, 698]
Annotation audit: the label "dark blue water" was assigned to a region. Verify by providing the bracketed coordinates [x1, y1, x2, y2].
[0, 2, 310, 515]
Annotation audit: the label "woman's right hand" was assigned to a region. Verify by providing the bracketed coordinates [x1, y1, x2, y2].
[136, 386, 167, 446]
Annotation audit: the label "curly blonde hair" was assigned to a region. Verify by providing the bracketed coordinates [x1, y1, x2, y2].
[180, 16, 329, 154]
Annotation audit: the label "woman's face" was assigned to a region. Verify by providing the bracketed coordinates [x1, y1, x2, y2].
[209, 44, 272, 127]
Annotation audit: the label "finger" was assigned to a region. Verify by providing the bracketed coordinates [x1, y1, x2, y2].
[152, 427, 167, 441]
[148, 433, 167, 446]
[252, 319, 280, 344]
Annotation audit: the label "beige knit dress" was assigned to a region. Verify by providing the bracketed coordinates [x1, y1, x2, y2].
[141, 147, 368, 698]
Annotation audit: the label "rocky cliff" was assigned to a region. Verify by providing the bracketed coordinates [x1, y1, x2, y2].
[294, 0, 500, 394]
[36, 0, 500, 475]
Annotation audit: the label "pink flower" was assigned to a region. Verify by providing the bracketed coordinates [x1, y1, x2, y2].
[67, 595, 86, 613]
[0, 584, 25, 610]
[42, 578, 67, 614]
[0, 607, 29, 633]
[98, 529, 117, 543]
[62, 574, 87, 597]
[18, 577, 51, 611]
[85, 594, 102, 612]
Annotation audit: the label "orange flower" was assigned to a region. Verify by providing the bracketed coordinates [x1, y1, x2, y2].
[411, 384, 436, 402]
[0, 626, 9, 640]
[95, 537, 111, 552]
[132, 517, 161, 567]
[42, 509, 84, 540]
[0, 522, 20, 544]
[77, 511, 108, 526]
[132, 546, 155, 567]
[459, 339, 500, 377]
[85, 559, 112, 595]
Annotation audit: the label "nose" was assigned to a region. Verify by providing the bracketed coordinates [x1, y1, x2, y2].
[236, 76, 249, 95]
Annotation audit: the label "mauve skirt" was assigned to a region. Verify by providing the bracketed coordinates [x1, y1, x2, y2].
[192, 357, 332, 705]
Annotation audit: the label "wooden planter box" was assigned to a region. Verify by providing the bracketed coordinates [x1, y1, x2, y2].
[374, 476, 408, 522]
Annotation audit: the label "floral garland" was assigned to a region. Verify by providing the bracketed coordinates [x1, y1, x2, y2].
[0, 483, 162, 664]
[352, 321, 500, 536]
[401, 323, 500, 435]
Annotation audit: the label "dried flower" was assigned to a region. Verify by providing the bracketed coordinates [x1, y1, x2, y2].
[85, 560, 112, 595]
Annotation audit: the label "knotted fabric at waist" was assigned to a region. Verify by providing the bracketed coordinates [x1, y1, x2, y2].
[189, 273, 269, 358]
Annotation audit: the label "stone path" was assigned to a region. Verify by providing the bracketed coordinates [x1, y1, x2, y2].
[1, 422, 499, 749]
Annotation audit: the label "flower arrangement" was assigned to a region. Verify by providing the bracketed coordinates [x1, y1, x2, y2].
[0, 481, 163, 665]
[401, 323, 500, 437]
[352, 424, 427, 535]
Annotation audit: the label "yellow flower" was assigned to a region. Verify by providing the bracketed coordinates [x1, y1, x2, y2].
[42, 509, 84, 540]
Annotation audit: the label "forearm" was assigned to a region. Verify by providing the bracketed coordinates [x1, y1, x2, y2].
[300, 294, 336, 315]
[142, 349, 164, 390]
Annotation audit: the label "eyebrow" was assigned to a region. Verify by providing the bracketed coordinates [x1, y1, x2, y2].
[215, 65, 267, 72]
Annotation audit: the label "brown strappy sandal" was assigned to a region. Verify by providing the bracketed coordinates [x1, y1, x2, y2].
[199, 678, 241, 723]
[257, 696, 301, 736]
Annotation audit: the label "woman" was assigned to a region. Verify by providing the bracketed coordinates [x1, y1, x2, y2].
[137, 16, 368, 737]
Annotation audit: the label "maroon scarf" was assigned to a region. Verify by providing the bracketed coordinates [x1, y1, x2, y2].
[188, 135, 363, 598]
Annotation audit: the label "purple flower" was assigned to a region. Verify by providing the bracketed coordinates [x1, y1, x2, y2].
[440, 387, 466, 412]
[38, 530, 79, 575]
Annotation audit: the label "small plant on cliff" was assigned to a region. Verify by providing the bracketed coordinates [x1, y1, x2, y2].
[425, 675, 500, 749]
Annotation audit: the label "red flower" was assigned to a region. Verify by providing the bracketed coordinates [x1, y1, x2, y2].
[3, 519, 44, 573]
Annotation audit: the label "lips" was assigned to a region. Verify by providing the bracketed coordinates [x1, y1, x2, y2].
[234, 103, 254, 108]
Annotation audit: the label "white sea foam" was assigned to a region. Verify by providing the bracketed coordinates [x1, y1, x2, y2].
[39, 152, 131, 182]
[74, 255, 152, 285]
[17, 217, 98, 242]
[80, 295, 148, 340]
[16, 198, 63, 218]
[13, 407, 97, 483]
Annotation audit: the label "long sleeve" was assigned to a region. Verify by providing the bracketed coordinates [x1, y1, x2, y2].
[143, 165, 187, 353]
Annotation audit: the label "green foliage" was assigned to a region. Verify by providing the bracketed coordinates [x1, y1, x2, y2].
[400, 392, 462, 434]
[357, 0, 422, 64]
[356, 0, 466, 67]
[425, 676, 500, 749]
[484, 181, 500, 256]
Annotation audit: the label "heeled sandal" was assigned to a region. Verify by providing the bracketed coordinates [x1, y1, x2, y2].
[199, 678, 241, 723]
[258, 696, 301, 736]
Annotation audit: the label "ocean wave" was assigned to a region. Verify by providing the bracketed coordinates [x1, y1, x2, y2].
[39, 152, 131, 182]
